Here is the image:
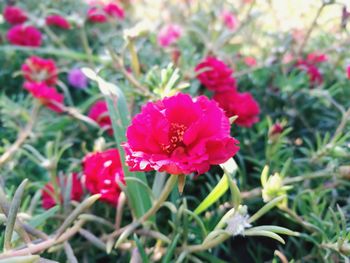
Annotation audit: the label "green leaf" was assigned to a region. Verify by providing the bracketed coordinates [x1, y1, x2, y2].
[133, 234, 149, 263]
[193, 175, 228, 215]
[248, 195, 286, 223]
[56, 194, 100, 238]
[84, 69, 152, 220]
[4, 179, 28, 251]
[244, 229, 285, 244]
[28, 206, 59, 228]
[162, 233, 181, 263]
[194, 158, 238, 215]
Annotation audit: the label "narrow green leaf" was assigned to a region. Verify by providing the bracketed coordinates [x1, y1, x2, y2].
[162, 233, 181, 263]
[224, 173, 241, 210]
[194, 158, 239, 215]
[247, 226, 299, 236]
[84, 69, 152, 220]
[133, 234, 150, 263]
[4, 179, 28, 250]
[63, 242, 78, 263]
[244, 229, 285, 244]
[56, 194, 100, 238]
[194, 175, 228, 215]
[248, 195, 286, 223]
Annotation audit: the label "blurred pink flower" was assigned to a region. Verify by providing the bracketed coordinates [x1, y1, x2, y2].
[3, 6, 27, 25]
[21, 56, 58, 86]
[88, 100, 113, 135]
[213, 90, 260, 127]
[7, 25, 42, 47]
[347, 66, 350, 79]
[45, 15, 71, 29]
[157, 24, 182, 48]
[82, 149, 125, 205]
[103, 3, 125, 19]
[244, 56, 257, 67]
[296, 53, 327, 85]
[42, 173, 83, 209]
[123, 93, 239, 175]
[221, 10, 238, 30]
[67, 68, 88, 89]
[195, 56, 236, 92]
[306, 52, 328, 64]
[87, 7, 107, 23]
[23, 82, 64, 113]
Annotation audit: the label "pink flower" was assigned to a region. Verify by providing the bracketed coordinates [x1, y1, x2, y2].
[67, 68, 88, 89]
[45, 15, 71, 29]
[296, 59, 323, 85]
[347, 66, 350, 80]
[103, 3, 125, 19]
[195, 57, 236, 92]
[82, 149, 125, 205]
[87, 7, 107, 23]
[157, 24, 182, 48]
[221, 10, 238, 30]
[123, 93, 239, 175]
[269, 123, 283, 136]
[88, 100, 113, 135]
[21, 56, 58, 86]
[87, 3, 125, 23]
[3, 6, 27, 25]
[23, 82, 64, 113]
[244, 56, 257, 67]
[7, 25, 42, 47]
[306, 52, 328, 64]
[42, 173, 83, 210]
[213, 91, 260, 127]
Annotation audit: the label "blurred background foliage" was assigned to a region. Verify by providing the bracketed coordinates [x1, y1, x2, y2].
[0, 0, 350, 262]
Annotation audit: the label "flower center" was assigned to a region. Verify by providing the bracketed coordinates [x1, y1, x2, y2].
[161, 123, 187, 153]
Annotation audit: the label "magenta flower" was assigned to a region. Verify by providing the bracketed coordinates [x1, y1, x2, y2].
[123, 93, 239, 175]
[213, 90, 260, 127]
[157, 24, 182, 48]
[7, 25, 42, 47]
[3, 6, 27, 25]
[195, 56, 236, 92]
[221, 10, 238, 30]
[45, 15, 71, 29]
[23, 82, 64, 113]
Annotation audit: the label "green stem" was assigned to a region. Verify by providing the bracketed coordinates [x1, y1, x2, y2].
[184, 233, 230, 253]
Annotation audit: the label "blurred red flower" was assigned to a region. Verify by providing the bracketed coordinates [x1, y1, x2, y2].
[42, 173, 83, 209]
[157, 24, 182, 48]
[123, 93, 239, 175]
[213, 90, 260, 127]
[87, 7, 107, 23]
[23, 82, 64, 113]
[21, 56, 58, 86]
[7, 25, 42, 47]
[87, 3, 125, 23]
[244, 56, 257, 67]
[195, 57, 236, 92]
[3, 6, 27, 25]
[347, 66, 350, 80]
[82, 149, 125, 205]
[88, 100, 113, 135]
[221, 10, 238, 30]
[103, 3, 125, 19]
[306, 52, 328, 64]
[46, 15, 71, 29]
[296, 60, 323, 85]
